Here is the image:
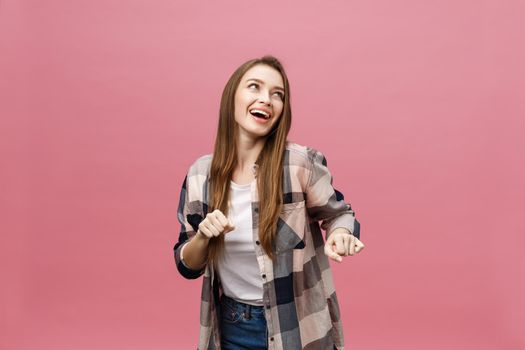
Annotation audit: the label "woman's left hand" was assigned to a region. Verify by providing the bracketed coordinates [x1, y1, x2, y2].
[324, 229, 365, 262]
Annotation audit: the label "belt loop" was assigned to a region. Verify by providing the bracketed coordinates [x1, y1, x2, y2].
[246, 304, 252, 319]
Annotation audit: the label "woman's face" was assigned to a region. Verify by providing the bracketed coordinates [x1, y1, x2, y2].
[234, 64, 285, 140]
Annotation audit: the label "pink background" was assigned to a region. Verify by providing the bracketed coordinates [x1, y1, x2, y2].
[1, 0, 524, 349]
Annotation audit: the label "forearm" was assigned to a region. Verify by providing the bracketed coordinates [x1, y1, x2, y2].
[182, 231, 210, 270]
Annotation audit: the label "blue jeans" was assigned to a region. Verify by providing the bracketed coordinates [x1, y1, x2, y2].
[219, 295, 268, 350]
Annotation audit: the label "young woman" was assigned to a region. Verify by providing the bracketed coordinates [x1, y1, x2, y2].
[174, 55, 365, 350]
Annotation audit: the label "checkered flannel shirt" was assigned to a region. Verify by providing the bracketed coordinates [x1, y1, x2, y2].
[173, 141, 361, 350]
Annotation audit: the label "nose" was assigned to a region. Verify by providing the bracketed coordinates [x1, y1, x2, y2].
[258, 90, 271, 105]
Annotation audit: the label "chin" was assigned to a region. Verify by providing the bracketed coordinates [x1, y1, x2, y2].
[245, 128, 271, 140]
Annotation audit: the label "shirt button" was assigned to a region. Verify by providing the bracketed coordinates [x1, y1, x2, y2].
[255, 240, 260, 245]
[262, 274, 266, 279]
[270, 337, 274, 341]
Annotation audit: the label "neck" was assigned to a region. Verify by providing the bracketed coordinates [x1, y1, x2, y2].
[236, 134, 266, 172]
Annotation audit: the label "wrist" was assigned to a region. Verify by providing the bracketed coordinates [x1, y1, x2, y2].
[196, 230, 210, 242]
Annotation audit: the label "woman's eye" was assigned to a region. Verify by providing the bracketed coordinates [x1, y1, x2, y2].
[248, 83, 283, 99]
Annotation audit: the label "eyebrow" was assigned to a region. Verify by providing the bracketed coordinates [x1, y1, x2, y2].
[246, 78, 285, 92]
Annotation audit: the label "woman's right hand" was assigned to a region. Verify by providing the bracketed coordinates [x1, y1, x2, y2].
[197, 209, 236, 240]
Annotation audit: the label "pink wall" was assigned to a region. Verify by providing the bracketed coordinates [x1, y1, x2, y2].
[1, 0, 524, 349]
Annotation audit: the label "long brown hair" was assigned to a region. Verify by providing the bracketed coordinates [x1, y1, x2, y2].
[207, 55, 292, 264]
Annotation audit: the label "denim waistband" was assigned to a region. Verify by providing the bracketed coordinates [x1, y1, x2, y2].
[220, 295, 264, 320]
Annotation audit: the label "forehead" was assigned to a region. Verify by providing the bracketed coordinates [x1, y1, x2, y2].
[242, 64, 284, 87]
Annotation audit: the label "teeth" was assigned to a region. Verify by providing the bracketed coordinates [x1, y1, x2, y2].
[250, 109, 270, 119]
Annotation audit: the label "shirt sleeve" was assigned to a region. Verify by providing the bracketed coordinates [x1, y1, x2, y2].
[173, 174, 206, 279]
[305, 148, 361, 240]
[179, 242, 192, 269]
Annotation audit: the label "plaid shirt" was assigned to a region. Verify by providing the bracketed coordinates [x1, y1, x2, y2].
[173, 141, 361, 350]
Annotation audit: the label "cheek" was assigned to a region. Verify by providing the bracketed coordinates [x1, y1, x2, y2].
[233, 98, 246, 118]
[275, 102, 285, 118]
[235, 94, 251, 113]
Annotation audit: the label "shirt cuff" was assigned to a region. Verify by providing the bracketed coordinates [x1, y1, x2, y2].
[180, 242, 191, 269]
[326, 214, 356, 237]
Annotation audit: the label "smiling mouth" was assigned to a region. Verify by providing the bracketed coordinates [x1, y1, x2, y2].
[249, 109, 271, 119]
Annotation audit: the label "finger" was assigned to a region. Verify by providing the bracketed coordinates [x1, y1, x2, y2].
[203, 220, 220, 237]
[214, 209, 229, 224]
[198, 223, 213, 239]
[343, 234, 351, 256]
[324, 241, 342, 262]
[348, 235, 356, 256]
[215, 210, 236, 232]
[208, 214, 225, 233]
[225, 218, 236, 232]
[354, 239, 365, 253]
[333, 235, 345, 255]
[215, 211, 229, 227]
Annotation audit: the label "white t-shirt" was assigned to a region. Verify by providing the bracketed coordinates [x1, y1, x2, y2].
[216, 180, 264, 306]
[180, 179, 264, 306]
